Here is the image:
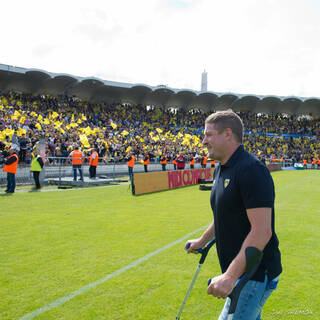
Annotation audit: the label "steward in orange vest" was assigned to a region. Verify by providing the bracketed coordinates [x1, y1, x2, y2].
[172, 156, 178, 170]
[189, 155, 195, 169]
[89, 148, 99, 179]
[3, 145, 19, 193]
[201, 154, 207, 168]
[211, 159, 216, 168]
[68, 145, 84, 181]
[127, 153, 135, 180]
[312, 158, 316, 168]
[160, 154, 167, 171]
[303, 159, 307, 168]
[143, 154, 150, 172]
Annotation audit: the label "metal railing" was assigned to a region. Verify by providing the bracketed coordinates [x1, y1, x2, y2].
[0, 157, 201, 186]
[1, 156, 317, 186]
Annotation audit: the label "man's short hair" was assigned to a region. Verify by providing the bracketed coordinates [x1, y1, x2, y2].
[205, 109, 243, 143]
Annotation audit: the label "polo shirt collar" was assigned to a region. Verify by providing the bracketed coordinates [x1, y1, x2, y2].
[221, 144, 244, 169]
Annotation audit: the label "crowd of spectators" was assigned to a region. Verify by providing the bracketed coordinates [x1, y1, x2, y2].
[0, 91, 319, 166]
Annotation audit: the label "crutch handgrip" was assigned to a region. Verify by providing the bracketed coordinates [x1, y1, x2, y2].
[206, 247, 263, 317]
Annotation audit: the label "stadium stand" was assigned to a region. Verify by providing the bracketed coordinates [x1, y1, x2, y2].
[0, 64, 319, 185]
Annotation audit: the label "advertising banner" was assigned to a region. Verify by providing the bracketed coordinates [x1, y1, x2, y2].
[132, 168, 214, 195]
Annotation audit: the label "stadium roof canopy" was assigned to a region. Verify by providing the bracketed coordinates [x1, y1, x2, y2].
[1, 63, 320, 114]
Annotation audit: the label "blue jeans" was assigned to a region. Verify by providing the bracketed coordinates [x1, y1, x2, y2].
[73, 165, 83, 181]
[219, 275, 279, 320]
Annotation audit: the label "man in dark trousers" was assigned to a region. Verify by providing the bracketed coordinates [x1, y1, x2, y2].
[200, 152, 207, 168]
[160, 154, 167, 171]
[2, 145, 19, 193]
[19, 133, 29, 164]
[88, 148, 99, 179]
[143, 154, 150, 172]
[126, 152, 135, 182]
[30, 149, 44, 190]
[185, 109, 282, 319]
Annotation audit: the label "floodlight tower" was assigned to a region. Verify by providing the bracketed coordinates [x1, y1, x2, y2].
[201, 70, 207, 92]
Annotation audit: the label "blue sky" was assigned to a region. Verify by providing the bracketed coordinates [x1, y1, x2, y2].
[1, 0, 320, 98]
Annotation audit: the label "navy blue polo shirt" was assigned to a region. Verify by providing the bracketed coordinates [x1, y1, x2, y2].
[210, 145, 282, 282]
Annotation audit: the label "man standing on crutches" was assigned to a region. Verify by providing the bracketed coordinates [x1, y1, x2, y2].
[186, 110, 282, 319]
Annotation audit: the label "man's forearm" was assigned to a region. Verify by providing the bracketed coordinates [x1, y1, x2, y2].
[199, 221, 215, 246]
[225, 227, 271, 281]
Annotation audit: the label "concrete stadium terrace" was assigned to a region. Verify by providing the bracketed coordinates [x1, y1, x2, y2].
[0, 63, 320, 115]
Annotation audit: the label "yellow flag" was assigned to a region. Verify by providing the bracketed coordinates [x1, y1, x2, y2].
[52, 112, 59, 119]
[17, 128, 26, 136]
[0, 131, 6, 142]
[35, 123, 42, 130]
[81, 114, 87, 120]
[38, 114, 43, 121]
[54, 121, 62, 128]
[121, 130, 129, 136]
[156, 128, 163, 134]
[59, 128, 65, 134]
[110, 122, 117, 129]
[84, 126, 93, 135]
[5, 128, 15, 136]
[79, 134, 90, 148]
[19, 116, 26, 124]
[43, 118, 50, 125]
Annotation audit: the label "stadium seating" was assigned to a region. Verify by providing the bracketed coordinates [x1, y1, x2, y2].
[0, 90, 319, 165]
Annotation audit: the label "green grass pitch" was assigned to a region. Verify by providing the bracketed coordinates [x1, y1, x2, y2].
[1, 170, 319, 319]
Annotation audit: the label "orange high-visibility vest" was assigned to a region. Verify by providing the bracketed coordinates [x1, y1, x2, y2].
[281, 157, 284, 162]
[3, 154, 18, 174]
[202, 156, 207, 165]
[72, 150, 83, 165]
[303, 160, 307, 166]
[312, 158, 316, 165]
[172, 159, 177, 165]
[143, 156, 149, 165]
[211, 160, 216, 166]
[127, 155, 135, 168]
[190, 157, 195, 165]
[318, 159, 320, 165]
[89, 151, 99, 166]
[160, 156, 167, 165]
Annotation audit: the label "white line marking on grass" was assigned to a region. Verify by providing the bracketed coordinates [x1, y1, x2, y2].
[19, 225, 209, 320]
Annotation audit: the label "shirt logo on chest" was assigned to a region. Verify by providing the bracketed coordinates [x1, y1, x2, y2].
[224, 179, 230, 188]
